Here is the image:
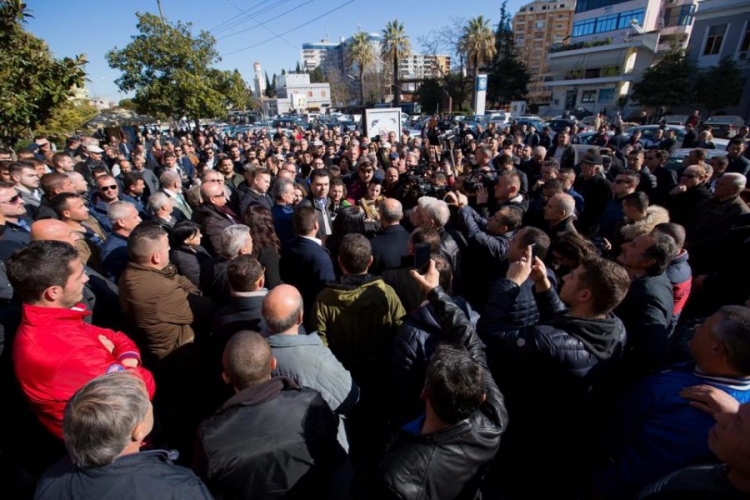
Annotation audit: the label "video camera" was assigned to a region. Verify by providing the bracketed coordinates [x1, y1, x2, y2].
[463, 169, 498, 194]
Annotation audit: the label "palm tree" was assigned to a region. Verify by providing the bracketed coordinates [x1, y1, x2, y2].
[347, 31, 374, 106]
[381, 19, 411, 107]
[459, 16, 496, 76]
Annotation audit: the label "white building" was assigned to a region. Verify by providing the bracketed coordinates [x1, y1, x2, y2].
[252, 62, 265, 99]
[263, 73, 332, 115]
[301, 39, 342, 73]
[544, 0, 698, 116]
[398, 54, 451, 79]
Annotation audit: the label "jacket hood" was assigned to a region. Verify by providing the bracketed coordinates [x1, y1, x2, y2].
[324, 274, 384, 307]
[550, 313, 624, 360]
[620, 204, 670, 241]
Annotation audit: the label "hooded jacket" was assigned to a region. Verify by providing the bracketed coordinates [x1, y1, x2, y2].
[619, 205, 670, 242]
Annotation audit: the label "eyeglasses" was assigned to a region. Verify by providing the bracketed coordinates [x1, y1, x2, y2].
[100, 185, 118, 191]
[0, 194, 21, 204]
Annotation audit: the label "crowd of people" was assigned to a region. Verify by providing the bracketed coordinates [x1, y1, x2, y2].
[1, 114, 750, 499]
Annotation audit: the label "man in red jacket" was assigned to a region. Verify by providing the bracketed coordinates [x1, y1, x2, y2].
[7, 240, 155, 439]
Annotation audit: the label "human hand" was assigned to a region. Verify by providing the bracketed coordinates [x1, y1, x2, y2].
[529, 256, 551, 292]
[121, 358, 139, 368]
[506, 245, 534, 286]
[680, 385, 740, 416]
[410, 259, 440, 295]
[671, 185, 687, 195]
[476, 184, 489, 205]
[98, 335, 115, 353]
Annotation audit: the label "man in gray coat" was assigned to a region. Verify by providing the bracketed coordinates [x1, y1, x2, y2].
[261, 284, 359, 449]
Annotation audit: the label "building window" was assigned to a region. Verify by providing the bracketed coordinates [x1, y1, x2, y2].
[704, 25, 726, 56]
[572, 9, 645, 37]
[617, 9, 645, 30]
[598, 88, 615, 103]
[536, 20, 545, 29]
[596, 14, 618, 33]
[582, 90, 597, 103]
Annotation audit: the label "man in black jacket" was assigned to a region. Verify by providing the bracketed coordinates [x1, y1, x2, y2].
[370, 198, 410, 275]
[195, 331, 348, 499]
[377, 259, 508, 499]
[478, 250, 630, 497]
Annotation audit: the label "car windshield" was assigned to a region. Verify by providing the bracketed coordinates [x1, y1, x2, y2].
[706, 117, 739, 123]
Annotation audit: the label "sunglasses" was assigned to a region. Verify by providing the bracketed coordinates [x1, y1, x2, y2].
[0, 194, 21, 204]
[100, 185, 118, 191]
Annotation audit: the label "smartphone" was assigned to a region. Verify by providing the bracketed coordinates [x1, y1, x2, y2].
[529, 243, 537, 261]
[414, 243, 431, 270]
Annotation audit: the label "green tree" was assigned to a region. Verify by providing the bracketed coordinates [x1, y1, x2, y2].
[459, 16, 496, 76]
[118, 98, 138, 110]
[381, 19, 411, 107]
[33, 100, 98, 143]
[348, 31, 374, 106]
[487, 1, 529, 105]
[309, 66, 325, 83]
[295, 61, 302, 73]
[214, 69, 255, 111]
[107, 12, 251, 127]
[414, 79, 444, 114]
[631, 49, 694, 110]
[0, 0, 87, 139]
[694, 57, 745, 115]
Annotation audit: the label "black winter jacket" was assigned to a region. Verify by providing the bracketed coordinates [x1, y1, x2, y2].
[195, 377, 348, 499]
[35, 450, 212, 500]
[377, 287, 507, 500]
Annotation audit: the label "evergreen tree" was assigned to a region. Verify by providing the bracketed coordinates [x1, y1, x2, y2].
[295, 61, 302, 73]
[265, 73, 277, 98]
[694, 57, 744, 115]
[632, 48, 694, 110]
[487, 1, 530, 105]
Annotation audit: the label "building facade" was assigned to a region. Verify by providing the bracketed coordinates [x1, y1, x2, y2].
[544, 0, 698, 117]
[397, 54, 451, 79]
[513, 0, 576, 104]
[263, 73, 332, 115]
[301, 39, 342, 73]
[687, 0, 750, 118]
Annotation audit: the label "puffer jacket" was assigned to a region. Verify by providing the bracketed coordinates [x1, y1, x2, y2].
[377, 287, 508, 500]
[391, 296, 479, 425]
[619, 205, 670, 242]
[312, 274, 405, 393]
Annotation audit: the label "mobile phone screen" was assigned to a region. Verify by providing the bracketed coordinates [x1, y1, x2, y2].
[414, 243, 431, 270]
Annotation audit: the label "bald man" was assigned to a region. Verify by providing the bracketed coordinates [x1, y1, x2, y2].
[30, 219, 125, 331]
[263, 284, 358, 448]
[370, 198, 410, 275]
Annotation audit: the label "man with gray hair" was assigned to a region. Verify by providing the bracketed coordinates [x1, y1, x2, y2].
[99, 201, 141, 283]
[159, 170, 192, 220]
[271, 178, 296, 245]
[200, 224, 254, 307]
[542, 192, 578, 241]
[147, 192, 180, 229]
[596, 305, 750, 498]
[35, 372, 211, 499]
[370, 198, 410, 274]
[410, 196, 462, 290]
[688, 172, 750, 275]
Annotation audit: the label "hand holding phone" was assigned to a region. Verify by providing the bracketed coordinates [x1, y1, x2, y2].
[414, 243, 431, 271]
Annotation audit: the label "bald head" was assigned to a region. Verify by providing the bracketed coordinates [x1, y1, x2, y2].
[379, 197, 403, 226]
[200, 181, 224, 201]
[30, 219, 81, 246]
[261, 284, 304, 334]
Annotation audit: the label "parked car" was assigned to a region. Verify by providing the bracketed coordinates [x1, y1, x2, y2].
[577, 131, 614, 145]
[666, 148, 729, 171]
[660, 115, 689, 126]
[547, 119, 577, 134]
[626, 125, 686, 147]
[514, 118, 547, 132]
[703, 116, 746, 139]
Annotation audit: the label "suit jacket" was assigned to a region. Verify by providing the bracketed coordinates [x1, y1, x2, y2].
[279, 236, 335, 328]
[370, 224, 411, 275]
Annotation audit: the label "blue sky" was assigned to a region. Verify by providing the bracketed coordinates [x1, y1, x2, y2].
[27, 0, 525, 102]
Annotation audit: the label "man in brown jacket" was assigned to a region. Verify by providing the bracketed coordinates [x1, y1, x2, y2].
[118, 223, 215, 363]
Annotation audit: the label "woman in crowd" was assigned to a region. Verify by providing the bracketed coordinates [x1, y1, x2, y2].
[169, 220, 211, 286]
[242, 204, 282, 289]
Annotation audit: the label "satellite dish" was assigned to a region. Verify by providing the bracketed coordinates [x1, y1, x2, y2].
[630, 19, 645, 34]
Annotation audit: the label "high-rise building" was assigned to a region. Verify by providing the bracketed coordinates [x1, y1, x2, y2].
[398, 54, 452, 79]
[252, 62, 265, 99]
[544, 0, 699, 117]
[513, 0, 576, 104]
[301, 38, 342, 73]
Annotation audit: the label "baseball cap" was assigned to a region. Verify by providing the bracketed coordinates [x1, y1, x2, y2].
[581, 151, 603, 164]
[86, 144, 104, 154]
[389, 152, 399, 159]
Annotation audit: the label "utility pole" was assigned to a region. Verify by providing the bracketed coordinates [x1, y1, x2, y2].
[156, 0, 165, 21]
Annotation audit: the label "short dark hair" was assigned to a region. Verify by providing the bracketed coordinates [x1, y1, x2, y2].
[409, 227, 441, 253]
[309, 168, 330, 182]
[642, 233, 677, 275]
[169, 220, 201, 247]
[51, 192, 81, 217]
[517, 226, 550, 260]
[652, 222, 686, 250]
[492, 154, 514, 169]
[339, 233, 371, 274]
[576, 256, 631, 314]
[127, 222, 167, 263]
[40, 172, 69, 196]
[293, 205, 318, 235]
[713, 305, 750, 374]
[425, 344, 485, 424]
[550, 232, 598, 268]
[227, 255, 264, 292]
[7, 241, 79, 303]
[496, 206, 522, 231]
[122, 172, 143, 192]
[223, 331, 271, 390]
[622, 191, 649, 212]
[432, 253, 453, 293]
